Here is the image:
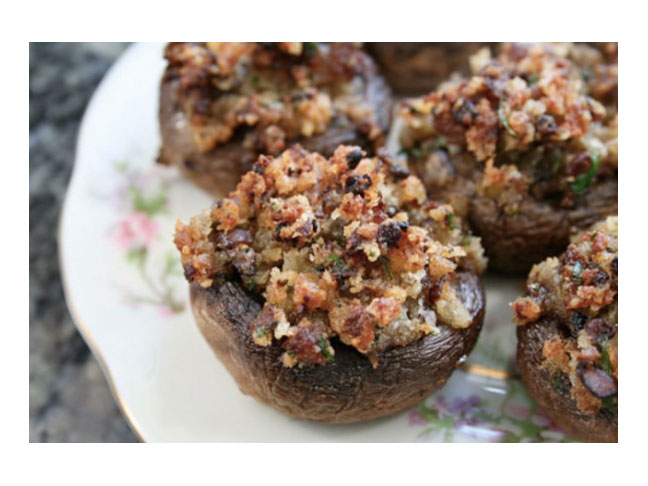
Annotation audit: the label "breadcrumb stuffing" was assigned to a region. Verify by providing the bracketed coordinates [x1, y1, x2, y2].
[175, 145, 486, 367]
[164, 42, 386, 155]
[511, 216, 618, 414]
[399, 42, 618, 214]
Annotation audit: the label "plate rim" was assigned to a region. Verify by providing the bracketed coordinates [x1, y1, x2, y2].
[58, 42, 150, 442]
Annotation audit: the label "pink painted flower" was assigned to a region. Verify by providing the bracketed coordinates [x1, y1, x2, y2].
[408, 408, 428, 426]
[157, 305, 177, 318]
[113, 212, 158, 251]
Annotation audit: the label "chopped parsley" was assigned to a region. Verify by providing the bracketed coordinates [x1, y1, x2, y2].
[381, 256, 393, 280]
[569, 153, 600, 193]
[398, 146, 424, 158]
[330, 218, 346, 246]
[446, 212, 457, 230]
[325, 253, 345, 269]
[527, 73, 540, 86]
[317, 337, 334, 361]
[422, 135, 448, 152]
[600, 397, 617, 411]
[255, 328, 267, 338]
[498, 104, 518, 137]
[398, 136, 448, 159]
[552, 371, 568, 393]
[597, 338, 612, 375]
[304, 42, 318, 56]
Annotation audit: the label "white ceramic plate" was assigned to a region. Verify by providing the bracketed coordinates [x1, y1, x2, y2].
[59, 42, 577, 442]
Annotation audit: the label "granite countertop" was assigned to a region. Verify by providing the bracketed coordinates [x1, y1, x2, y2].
[30, 43, 138, 442]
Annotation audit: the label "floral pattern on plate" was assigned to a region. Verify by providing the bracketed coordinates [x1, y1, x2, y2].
[109, 161, 186, 316]
[409, 379, 575, 442]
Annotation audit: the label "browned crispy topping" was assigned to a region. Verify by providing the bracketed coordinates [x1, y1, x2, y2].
[399, 43, 617, 211]
[175, 145, 487, 367]
[164, 42, 385, 155]
[512, 216, 618, 415]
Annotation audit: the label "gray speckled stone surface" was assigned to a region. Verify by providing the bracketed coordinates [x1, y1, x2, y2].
[30, 43, 138, 442]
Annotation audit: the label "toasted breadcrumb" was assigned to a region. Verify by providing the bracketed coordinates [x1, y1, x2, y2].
[511, 216, 618, 414]
[164, 42, 386, 155]
[399, 43, 617, 214]
[175, 145, 486, 367]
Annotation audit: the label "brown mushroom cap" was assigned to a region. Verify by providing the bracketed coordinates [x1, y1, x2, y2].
[191, 272, 485, 423]
[469, 178, 618, 274]
[517, 318, 618, 442]
[397, 43, 618, 274]
[158, 55, 393, 197]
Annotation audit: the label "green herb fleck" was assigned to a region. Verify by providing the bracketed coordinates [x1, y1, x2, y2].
[398, 146, 424, 158]
[304, 42, 318, 56]
[600, 397, 617, 411]
[381, 256, 393, 280]
[399, 136, 447, 159]
[569, 153, 600, 193]
[527, 73, 540, 86]
[256, 328, 267, 338]
[251, 74, 260, 85]
[330, 218, 346, 246]
[247, 278, 257, 293]
[572, 261, 584, 283]
[425, 135, 448, 151]
[325, 253, 345, 269]
[552, 371, 568, 393]
[498, 104, 518, 138]
[446, 212, 457, 230]
[326, 253, 341, 264]
[597, 338, 612, 375]
[317, 337, 334, 361]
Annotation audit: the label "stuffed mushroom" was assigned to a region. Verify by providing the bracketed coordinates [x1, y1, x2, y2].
[511, 216, 618, 442]
[398, 42, 617, 273]
[159, 42, 392, 196]
[174, 145, 487, 423]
